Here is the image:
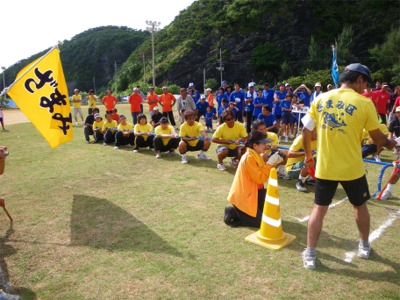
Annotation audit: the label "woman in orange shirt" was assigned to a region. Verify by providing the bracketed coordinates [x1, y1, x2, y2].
[224, 130, 285, 227]
[159, 87, 177, 129]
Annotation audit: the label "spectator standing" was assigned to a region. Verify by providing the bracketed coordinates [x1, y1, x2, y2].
[374, 83, 391, 124]
[87, 89, 97, 115]
[294, 84, 312, 107]
[101, 89, 118, 114]
[229, 83, 245, 123]
[188, 82, 201, 102]
[196, 95, 209, 121]
[310, 82, 323, 103]
[72, 88, 84, 125]
[129, 88, 142, 125]
[244, 82, 257, 133]
[159, 86, 177, 129]
[176, 88, 196, 124]
[147, 87, 159, 117]
[262, 83, 274, 107]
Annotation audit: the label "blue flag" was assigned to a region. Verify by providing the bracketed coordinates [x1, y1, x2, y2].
[331, 46, 339, 88]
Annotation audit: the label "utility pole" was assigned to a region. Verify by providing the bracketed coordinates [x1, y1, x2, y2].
[146, 21, 161, 88]
[216, 48, 224, 85]
[203, 68, 206, 94]
[143, 54, 146, 83]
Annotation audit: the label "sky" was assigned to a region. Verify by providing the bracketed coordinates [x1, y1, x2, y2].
[0, 0, 196, 69]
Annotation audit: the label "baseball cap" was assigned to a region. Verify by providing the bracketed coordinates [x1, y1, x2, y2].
[188, 82, 194, 87]
[94, 113, 101, 119]
[285, 83, 291, 87]
[222, 80, 227, 85]
[206, 88, 212, 91]
[160, 117, 168, 123]
[395, 106, 400, 113]
[119, 115, 126, 119]
[382, 83, 389, 88]
[200, 95, 206, 100]
[344, 63, 372, 83]
[248, 82, 255, 88]
[153, 106, 159, 111]
[74, 88, 79, 92]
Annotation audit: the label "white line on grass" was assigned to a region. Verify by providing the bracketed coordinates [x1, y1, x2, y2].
[344, 209, 400, 263]
[294, 197, 348, 223]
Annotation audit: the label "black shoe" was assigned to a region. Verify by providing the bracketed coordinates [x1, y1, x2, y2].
[296, 180, 307, 192]
[305, 178, 316, 186]
[224, 206, 240, 227]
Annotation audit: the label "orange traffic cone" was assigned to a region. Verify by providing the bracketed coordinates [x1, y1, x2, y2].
[245, 167, 295, 251]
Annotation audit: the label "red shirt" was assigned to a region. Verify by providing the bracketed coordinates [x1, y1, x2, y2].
[373, 90, 390, 114]
[147, 93, 159, 111]
[362, 91, 377, 103]
[102, 95, 117, 111]
[159, 93, 176, 112]
[129, 93, 142, 112]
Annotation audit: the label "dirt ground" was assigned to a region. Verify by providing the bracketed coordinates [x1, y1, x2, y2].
[2, 109, 30, 125]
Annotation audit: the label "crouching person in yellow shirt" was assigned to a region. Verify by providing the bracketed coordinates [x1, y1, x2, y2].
[224, 130, 285, 227]
[114, 115, 134, 150]
[92, 113, 104, 143]
[178, 110, 211, 164]
[153, 117, 180, 158]
[102, 112, 118, 146]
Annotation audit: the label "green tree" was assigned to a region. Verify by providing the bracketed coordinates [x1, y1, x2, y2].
[337, 25, 355, 65]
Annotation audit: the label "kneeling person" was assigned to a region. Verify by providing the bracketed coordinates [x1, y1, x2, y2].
[212, 110, 247, 171]
[133, 114, 154, 153]
[153, 117, 180, 158]
[179, 110, 211, 164]
[114, 115, 134, 149]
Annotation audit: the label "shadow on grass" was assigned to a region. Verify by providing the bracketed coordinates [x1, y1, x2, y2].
[70, 194, 182, 257]
[0, 225, 37, 299]
[315, 251, 400, 285]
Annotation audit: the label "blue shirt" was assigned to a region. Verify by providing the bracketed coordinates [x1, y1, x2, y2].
[229, 90, 245, 111]
[205, 112, 213, 125]
[218, 104, 228, 116]
[263, 89, 274, 107]
[252, 96, 266, 117]
[297, 91, 311, 107]
[245, 91, 257, 112]
[280, 99, 292, 115]
[257, 113, 276, 128]
[196, 100, 209, 114]
[274, 91, 287, 116]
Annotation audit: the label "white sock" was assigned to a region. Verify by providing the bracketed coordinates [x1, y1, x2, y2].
[299, 175, 307, 182]
[386, 183, 394, 192]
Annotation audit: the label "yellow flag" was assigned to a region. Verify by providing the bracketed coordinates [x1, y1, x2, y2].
[7, 47, 73, 148]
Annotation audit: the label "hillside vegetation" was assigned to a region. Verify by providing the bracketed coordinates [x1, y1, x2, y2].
[2, 0, 399, 96]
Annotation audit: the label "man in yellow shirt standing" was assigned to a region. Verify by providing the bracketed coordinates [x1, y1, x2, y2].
[301, 63, 397, 269]
[72, 88, 84, 125]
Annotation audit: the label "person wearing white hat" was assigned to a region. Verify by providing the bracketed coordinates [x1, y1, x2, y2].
[310, 82, 323, 103]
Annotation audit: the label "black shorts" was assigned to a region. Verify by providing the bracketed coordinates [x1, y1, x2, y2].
[315, 175, 370, 206]
[186, 140, 205, 152]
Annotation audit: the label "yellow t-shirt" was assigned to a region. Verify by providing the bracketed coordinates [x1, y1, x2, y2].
[87, 95, 97, 108]
[134, 123, 153, 141]
[102, 120, 118, 132]
[179, 122, 205, 147]
[212, 122, 247, 150]
[155, 124, 175, 146]
[285, 135, 317, 173]
[72, 94, 82, 108]
[265, 132, 279, 155]
[118, 122, 133, 132]
[309, 88, 379, 180]
[93, 120, 103, 131]
[362, 123, 388, 144]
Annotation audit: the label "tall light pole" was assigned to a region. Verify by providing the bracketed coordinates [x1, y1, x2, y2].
[1, 67, 5, 101]
[146, 20, 161, 88]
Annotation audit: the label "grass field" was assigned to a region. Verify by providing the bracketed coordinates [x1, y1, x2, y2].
[0, 104, 399, 299]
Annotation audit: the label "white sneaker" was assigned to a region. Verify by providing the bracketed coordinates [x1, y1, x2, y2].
[181, 155, 188, 164]
[114, 146, 119, 150]
[133, 149, 139, 153]
[284, 136, 289, 143]
[301, 250, 316, 270]
[380, 189, 392, 200]
[289, 134, 294, 139]
[75, 122, 78, 125]
[197, 152, 211, 160]
[217, 163, 226, 171]
[156, 153, 161, 159]
[103, 142, 107, 146]
[358, 243, 371, 259]
[373, 154, 381, 162]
